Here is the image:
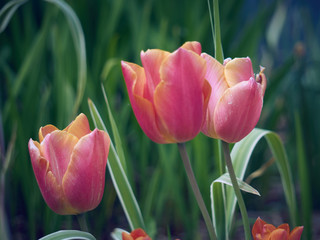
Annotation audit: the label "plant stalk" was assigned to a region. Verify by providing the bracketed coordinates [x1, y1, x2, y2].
[177, 143, 217, 240]
[213, 0, 224, 63]
[77, 214, 89, 232]
[222, 141, 251, 240]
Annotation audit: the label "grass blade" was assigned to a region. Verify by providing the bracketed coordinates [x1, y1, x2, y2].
[294, 111, 312, 239]
[101, 84, 127, 173]
[211, 139, 228, 240]
[0, 0, 28, 34]
[88, 99, 145, 231]
[211, 181, 226, 240]
[44, 0, 87, 118]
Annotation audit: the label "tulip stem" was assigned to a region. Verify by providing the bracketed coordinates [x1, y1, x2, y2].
[77, 214, 89, 232]
[177, 143, 217, 240]
[222, 141, 251, 240]
[213, 0, 224, 63]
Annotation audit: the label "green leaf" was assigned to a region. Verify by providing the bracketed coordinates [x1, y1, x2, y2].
[38, 230, 96, 240]
[111, 228, 127, 240]
[294, 111, 312, 239]
[0, 0, 28, 34]
[44, 0, 87, 118]
[88, 99, 145, 231]
[213, 173, 260, 196]
[101, 84, 127, 173]
[211, 180, 226, 240]
[211, 139, 227, 240]
[225, 128, 298, 232]
[211, 172, 260, 240]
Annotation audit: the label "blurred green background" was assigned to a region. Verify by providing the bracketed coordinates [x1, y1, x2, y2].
[0, 0, 319, 239]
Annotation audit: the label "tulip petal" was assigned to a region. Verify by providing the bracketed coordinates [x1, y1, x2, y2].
[252, 217, 271, 240]
[154, 48, 207, 142]
[122, 232, 134, 240]
[64, 113, 91, 139]
[278, 224, 290, 234]
[181, 41, 202, 55]
[224, 57, 254, 87]
[268, 229, 288, 240]
[62, 129, 110, 212]
[39, 125, 58, 143]
[130, 228, 149, 238]
[122, 61, 166, 143]
[288, 226, 304, 240]
[40, 131, 78, 184]
[201, 53, 228, 138]
[214, 77, 263, 142]
[141, 49, 170, 102]
[122, 61, 147, 97]
[28, 139, 76, 214]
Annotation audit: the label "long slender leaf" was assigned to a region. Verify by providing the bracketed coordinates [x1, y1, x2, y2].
[211, 181, 226, 240]
[39, 230, 96, 240]
[0, 0, 28, 34]
[213, 173, 260, 196]
[211, 139, 227, 240]
[44, 0, 87, 118]
[225, 128, 297, 232]
[111, 228, 127, 240]
[101, 84, 127, 173]
[294, 111, 312, 239]
[88, 99, 145, 231]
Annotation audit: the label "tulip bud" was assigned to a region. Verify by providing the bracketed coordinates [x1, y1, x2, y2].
[28, 113, 110, 215]
[122, 228, 152, 240]
[201, 54, 267, 143]
[121, 42, 211, 144]
[252, 217, 304, 240]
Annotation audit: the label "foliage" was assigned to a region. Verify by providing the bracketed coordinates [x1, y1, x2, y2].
[0, 0, 318, 239]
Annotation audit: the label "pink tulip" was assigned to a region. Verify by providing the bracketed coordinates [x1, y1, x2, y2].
[28, 113, 110, 215]
[200, 54, 267, 143]
[252, 217, 304, 240]
[121, 42, 211, 143]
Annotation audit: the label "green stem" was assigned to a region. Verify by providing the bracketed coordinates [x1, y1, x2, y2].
[77, 214, 88, 232]
[222, 141, 251, 240]
[213, 0, 224, 63]
[177, 143, 217, 240]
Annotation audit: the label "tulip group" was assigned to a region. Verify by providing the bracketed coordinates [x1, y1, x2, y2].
[122, 41, 266, 144]
[201, 55, 267, 143]
[121, 42, 211, 143]
[252, 217, 303, 240]
[28, 113, 110, 215]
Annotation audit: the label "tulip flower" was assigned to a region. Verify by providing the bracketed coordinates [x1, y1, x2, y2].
[252, 217, 304, 240]
[200, 54, 267, 143]
[28, 113, 110, 215]
[122, 228, 152, 240]
[121, 42, 211, 143]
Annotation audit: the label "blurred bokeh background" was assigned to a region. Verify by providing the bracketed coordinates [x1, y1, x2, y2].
[1, 0, 320, 239]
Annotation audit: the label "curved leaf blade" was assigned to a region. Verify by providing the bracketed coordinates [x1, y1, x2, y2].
[88, 99, 145, 231]
[45, 0, 87, 118]
[225, 128, 297, 232]
[213, 173, 260, 196]
[39, 230, 96, 240]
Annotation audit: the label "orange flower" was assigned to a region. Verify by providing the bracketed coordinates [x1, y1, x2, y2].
[122, 228, 152, 240]
[252, 217, 304, 240]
